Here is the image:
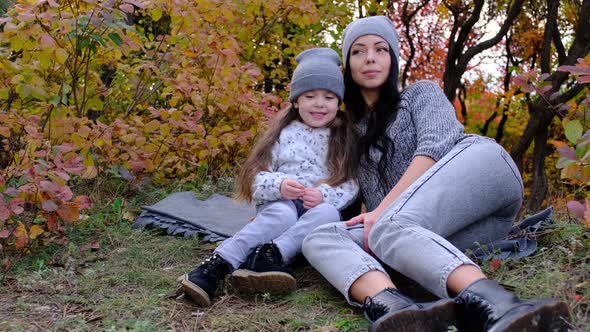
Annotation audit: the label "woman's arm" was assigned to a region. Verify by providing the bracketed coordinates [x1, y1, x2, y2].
[346, 155, 434, 251]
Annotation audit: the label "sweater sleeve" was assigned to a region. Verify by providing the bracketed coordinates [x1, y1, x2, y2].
[404, 80, 464, 161]
[251, 142, 289, 205]
[317, 179, 359, 211]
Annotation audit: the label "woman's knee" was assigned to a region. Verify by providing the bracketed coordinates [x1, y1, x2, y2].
[302, 222, 342, 254]
[368, 217, 408, 250]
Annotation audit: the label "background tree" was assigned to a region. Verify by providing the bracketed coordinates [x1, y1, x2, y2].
[511, 0, 590, 211]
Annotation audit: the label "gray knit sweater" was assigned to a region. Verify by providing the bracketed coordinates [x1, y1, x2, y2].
[357, 80, 465, 212]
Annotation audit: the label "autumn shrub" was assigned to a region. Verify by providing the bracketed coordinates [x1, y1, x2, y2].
[0, 0, 349, 254]
[544, 55, 590, 228]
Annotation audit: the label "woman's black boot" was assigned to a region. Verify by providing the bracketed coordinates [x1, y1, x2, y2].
[456, 278, 571, 332]
[363, 288, 456, 332]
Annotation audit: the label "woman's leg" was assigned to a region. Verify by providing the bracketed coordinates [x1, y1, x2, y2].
[215, 200, 298, 269]
[274, 202, 341, 263]
[369, 136, 524, 298]
[303, 219, 457, 331]
[303, 222, 391, 305]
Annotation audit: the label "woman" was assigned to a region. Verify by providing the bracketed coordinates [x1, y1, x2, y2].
[302, 16, 571, 332]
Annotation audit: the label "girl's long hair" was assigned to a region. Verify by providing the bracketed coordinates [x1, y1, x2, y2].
[343, 48, 400, 195]
[234, 106, 359, 202]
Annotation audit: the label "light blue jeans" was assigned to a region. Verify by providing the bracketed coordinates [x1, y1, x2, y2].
[302, 135, 523, 304]
[215, 200, 341, 269]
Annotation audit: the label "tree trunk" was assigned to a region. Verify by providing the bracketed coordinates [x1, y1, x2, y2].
[527, 118, 551, 211]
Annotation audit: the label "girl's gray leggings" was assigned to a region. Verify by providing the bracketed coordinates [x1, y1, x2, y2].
[216, 200, 341, 269]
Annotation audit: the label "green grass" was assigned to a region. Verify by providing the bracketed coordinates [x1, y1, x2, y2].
[0, 177, 588, 331]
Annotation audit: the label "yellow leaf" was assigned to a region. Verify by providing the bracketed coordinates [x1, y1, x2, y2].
[29, 225, 44, 239]
[198, 149, 208, 161]
[55, 48, 69, 64]
[81, 166, 98, 179]
[160, 123, 171, 137]
[83, 153, 95, 167]
[121, 134, 135, 143]
[144, 119, 160, 134]
[169, 96, 180, 107]
[151, 7, 163, 22]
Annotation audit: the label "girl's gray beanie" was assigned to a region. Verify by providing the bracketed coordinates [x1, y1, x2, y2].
[289, 48, 344, 102]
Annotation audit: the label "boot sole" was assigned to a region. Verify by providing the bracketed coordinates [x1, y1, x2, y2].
[370, 298, 456, 332]
[179, 274, 212, 307]
[488, 299, 572, 332]
[231, 269, 296, 294]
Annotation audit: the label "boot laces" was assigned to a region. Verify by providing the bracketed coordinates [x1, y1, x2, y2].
[461, 292, 496, 324]
[200, 254, 224, 276]
[264, 246, 276, 263]
[362, 296, 390, 322]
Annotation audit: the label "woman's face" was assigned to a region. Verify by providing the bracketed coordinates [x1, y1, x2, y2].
[348, 34, 391, 91]
[294, 89, 339, 128]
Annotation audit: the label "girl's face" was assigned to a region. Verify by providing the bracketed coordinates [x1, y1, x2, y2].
[294, 89, 339, 128]
[348, 34, 391, 91]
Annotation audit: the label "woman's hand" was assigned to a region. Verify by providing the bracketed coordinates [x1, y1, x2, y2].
[345, 209, 382, 253]
[280, 179, 305, 199]
[302, 188, 323, 209]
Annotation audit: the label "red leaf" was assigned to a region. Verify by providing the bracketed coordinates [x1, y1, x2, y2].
[488, 259, 502, 272]
[567, 200, 585, 219]
[46, 214, 59, 232]
[119, 4, 134, 13]
[557, 146, 578, 161]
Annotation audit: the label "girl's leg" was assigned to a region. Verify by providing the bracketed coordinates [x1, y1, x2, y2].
[215, 200, 298, 269]
[368, 135, 523, 298]
[274, 202, 341, 263]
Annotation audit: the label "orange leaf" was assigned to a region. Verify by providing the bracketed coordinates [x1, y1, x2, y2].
[46, 213, 59, 232]
[14, 223, 28, 248]
[57, 203, 80, 222]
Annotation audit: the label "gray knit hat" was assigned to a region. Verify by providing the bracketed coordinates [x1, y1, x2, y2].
[341, 16, 399, 67]
[289, 48, 344, 102]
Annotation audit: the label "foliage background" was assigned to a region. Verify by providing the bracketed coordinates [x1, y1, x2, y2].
[0, 0, 589, 329]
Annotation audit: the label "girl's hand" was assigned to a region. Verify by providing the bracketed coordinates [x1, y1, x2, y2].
[280, 179, 305, 199]
[302, 188, 323, 209]
[345, 210, 381, 253]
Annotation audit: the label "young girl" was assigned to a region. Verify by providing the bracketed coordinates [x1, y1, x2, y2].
[180, 47, 359, 307]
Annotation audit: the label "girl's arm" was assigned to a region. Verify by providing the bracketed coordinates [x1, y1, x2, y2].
[251, 141, 289, 205]
[317, 178, 360, 211]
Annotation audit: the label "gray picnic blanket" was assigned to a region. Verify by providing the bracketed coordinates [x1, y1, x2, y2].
[133, 191, 554, 261]
[133, 192, 256, 242]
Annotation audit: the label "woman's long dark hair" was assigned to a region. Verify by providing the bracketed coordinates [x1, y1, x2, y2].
[343, 48, 401, 195]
